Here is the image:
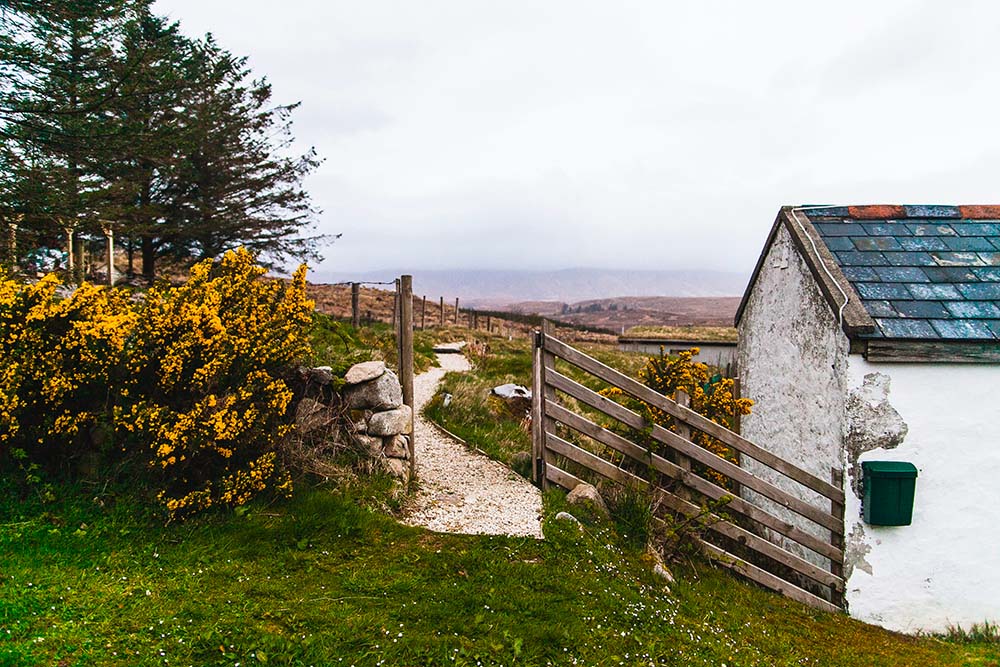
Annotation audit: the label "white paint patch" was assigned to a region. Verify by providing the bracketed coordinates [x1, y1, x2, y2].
[844, 357, 1000, 633]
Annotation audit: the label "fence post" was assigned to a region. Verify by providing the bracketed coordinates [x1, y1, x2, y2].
[392, 278, 400, 331]
[399, 275, 415, 479]
[351, 283, 360, 328]
[420, 295, 426, 330]
[830, 466, 845, 608]
[675, 390, 693, 498]
[539, 319, 557, 490]
[454, 298, 459, 325]
[439, 296, 444, 326]
[532, 328, 545, 486]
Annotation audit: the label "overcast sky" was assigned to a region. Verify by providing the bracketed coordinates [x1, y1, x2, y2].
[154, 1, 1000, 275]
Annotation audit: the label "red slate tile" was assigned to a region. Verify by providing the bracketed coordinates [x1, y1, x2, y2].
[848, 205, 907, 219]
[958, 205, 1000, 219]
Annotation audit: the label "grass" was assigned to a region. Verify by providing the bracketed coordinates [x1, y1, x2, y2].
[420, 331, 1000, 666]
[624, 325, 738, 342]
[2, 477, 996, 666]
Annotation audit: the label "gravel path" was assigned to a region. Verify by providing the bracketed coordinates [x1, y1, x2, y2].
[404, 347, 544, 538]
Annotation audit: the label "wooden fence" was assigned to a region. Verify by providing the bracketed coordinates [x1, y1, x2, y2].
[531, 328, 846, 612]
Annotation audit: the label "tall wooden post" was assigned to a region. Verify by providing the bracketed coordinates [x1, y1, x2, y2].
[675, 390, 693, 498]
[351, 283, 360, 328]
[830, 467, 846, 609]
[539, 320, 557, 490]
[399, 275, 415, 479]
[531, 329, 544, 485]
[454, 298, 459, 325]
[420, 295, 426, 330]
[392, 278, 400, 332]
[486, 316, 491, 333]
[439, 296, 444, 326]
[102, 223, 115, 286]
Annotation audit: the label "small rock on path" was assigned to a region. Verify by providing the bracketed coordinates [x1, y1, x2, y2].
[404, 349, 544, 538]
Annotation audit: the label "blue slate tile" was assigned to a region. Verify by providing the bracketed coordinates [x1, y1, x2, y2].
[803, 206, 850, 217]
[815, 223, 860, 237]
[873, 266, 930, 282]
[837, 251, 888, 266]
[856, 283, 912, 299]
[904, 205, 961, 218]
[944, 301, 1000, 319]
[978, 252, 1000, 266]
[862, 300, 898, 318]
[891, 300, 950, 319]
[987, 320, 1000, 338]
[876, 318, 938, 338]
[952, 223, 1000, 236]
[899, 237, 949, 251]
[943, 236, 997, 251]
[922, 266, 980, 282]
[990, 238, 1000, 251]
[883, 252, 935, 266]
[957, 283, 1000, 299]
[972, 268, 1000, 282]
[931, 251, 985, 266]
[929, 319, 996, 339]
[906, 223, 958, 236]
[853, 237, 903, 251]
[841, 266, 879, 281]
[862, 222, 910, 236]
[822, 237, 855, 251]
[906, 283, 963, 300]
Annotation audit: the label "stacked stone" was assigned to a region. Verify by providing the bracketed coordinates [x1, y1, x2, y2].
[342, 361, 412, 480]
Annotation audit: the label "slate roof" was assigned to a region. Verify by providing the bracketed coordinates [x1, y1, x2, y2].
[804, 205, 1000, 340]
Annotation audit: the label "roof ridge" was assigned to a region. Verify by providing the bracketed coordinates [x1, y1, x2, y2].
[800, 205, 1000, 220]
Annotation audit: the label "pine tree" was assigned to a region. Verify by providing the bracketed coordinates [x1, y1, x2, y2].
[162, 36, 324, 271]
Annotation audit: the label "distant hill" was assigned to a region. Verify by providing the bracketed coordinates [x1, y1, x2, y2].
[308, 268, 747, 304]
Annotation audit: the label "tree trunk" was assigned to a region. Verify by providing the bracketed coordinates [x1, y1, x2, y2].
[141, 235, 155, 283]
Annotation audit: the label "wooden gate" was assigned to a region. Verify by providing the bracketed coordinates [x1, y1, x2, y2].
[531, 328, 846, 612]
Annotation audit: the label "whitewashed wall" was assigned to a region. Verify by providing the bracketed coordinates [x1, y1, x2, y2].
[737, 223, 848, 565]
[843, 357, 1000, 633]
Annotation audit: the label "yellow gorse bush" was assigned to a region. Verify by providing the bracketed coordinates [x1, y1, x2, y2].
[601, 348, 753, 489]
[0, 248, 313, 519]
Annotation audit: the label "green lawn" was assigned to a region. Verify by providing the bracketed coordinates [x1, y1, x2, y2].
[2, 328, 997, 666]
[3, 478, 995, 667]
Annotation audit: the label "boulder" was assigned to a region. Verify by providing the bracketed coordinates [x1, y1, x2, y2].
[367, 405, 413, 436]
[491, 383, 532, 416]
[382, 434, 410, 459]
[566, 483, 610, 519]
[345, 360, 386, 385]
[554, 511, 582, 529]
[353, 433, 382, 457]
[382, 457, 410, 482]
[344, 369, 402, 410]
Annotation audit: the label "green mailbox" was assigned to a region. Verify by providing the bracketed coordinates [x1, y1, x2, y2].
[862, 461, 918, 526]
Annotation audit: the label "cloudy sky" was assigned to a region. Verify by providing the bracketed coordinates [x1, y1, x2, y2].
[154, 1, 1000, 276]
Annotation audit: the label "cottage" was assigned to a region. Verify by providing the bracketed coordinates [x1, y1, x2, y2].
[736, 204, 1000, 633]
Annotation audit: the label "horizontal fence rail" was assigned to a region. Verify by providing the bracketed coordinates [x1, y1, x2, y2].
[533, 330, 846, 613]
